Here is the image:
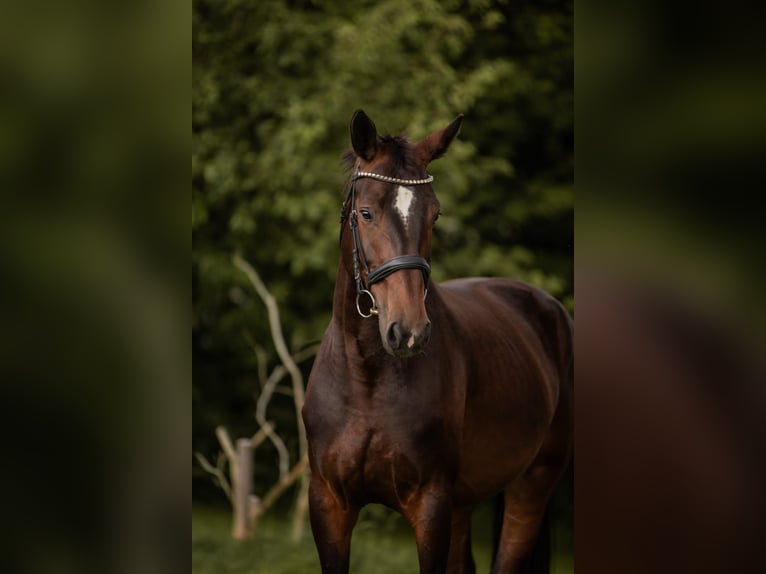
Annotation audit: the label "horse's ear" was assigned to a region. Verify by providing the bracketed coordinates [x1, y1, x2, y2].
[350, 109, 378, 161]
[416, 114, 464, 164]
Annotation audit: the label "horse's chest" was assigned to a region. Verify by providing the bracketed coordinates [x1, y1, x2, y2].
[321, 410, 448, 508]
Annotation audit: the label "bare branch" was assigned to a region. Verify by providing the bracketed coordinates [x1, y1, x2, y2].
[263, 428, 291, 478]
[252, 419, 290, 479]
[259, 454, 310, 514]
[293, 344, 321, 364]
[215, 426, 237, 464]
[255, 365, 290, 478]
[233, 254, 309, 461]
[227, 256, 320, 538]
[194, 451, 233, 503]
[249, 421, 274, 449]
[274, 385, 294, 397]
[212, 427, 243, 521]
[251, 340, 318, 397]
[254, 344, 268, 391]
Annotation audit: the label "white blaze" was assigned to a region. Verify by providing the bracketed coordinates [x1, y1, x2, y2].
[394, 185, 415, 227]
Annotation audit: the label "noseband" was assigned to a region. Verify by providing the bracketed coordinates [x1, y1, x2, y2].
[343, 168, 433, 318]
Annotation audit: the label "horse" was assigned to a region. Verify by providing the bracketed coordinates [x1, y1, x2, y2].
[302, 110, 573, 574]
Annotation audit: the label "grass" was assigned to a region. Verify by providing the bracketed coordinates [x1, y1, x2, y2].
[192, 504, 573, 574]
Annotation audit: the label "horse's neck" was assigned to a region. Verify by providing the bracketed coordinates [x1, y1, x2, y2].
[331, 262, 386, 362]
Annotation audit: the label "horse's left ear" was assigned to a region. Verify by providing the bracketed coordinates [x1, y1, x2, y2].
[350, 109, 379, 161]
[416, 114, 464, 165]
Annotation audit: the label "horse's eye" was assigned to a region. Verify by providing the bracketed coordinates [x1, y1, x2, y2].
[434, 211, 442, 223]
[360, 209, 373, 221]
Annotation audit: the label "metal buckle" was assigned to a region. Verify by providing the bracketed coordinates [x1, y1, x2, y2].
[356, 289, 378, 318]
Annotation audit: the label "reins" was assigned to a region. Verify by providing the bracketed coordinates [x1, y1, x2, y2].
[343, 168, 433, 318]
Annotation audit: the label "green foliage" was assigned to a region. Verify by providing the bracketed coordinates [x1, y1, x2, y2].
[193, 0, 572, 499]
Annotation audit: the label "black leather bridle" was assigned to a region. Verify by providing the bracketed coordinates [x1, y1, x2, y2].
[343, 168, 433, 318]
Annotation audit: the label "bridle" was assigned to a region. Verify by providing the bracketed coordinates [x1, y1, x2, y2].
[342, 168, 433, 318]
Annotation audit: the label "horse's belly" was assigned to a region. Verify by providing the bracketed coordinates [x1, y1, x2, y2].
[454, 436, 545, 504]
[454, 382, 555, 503]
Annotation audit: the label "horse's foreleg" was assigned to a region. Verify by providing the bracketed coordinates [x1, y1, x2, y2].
[308, 476, 359, 574]
[447, 506, 476, 574]
[405, 484, 453, 574]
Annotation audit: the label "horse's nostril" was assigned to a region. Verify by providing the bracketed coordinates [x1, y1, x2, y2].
[387, 322, 402, 349]
[421, 321, 432, 346]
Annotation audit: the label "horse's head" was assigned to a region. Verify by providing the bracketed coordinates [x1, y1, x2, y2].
[341, 110, 463, 358]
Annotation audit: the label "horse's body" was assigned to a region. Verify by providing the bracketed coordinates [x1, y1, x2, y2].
[303, 111, 573, 574]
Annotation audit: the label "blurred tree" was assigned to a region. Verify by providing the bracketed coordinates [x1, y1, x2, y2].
[193, 0, 572, 501]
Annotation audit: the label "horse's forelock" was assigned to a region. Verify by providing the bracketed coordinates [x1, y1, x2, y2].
[340, 133, 418, 173]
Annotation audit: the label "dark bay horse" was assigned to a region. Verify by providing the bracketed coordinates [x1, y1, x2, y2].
[302, 110, 573, 574]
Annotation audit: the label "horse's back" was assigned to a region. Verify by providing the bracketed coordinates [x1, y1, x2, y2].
[437, 277, 573, 379]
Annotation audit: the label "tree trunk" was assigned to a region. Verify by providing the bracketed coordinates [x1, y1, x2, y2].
[232, 438, 253, 541]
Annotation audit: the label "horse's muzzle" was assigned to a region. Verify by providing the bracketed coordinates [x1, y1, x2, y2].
[384, 319, 431, 358]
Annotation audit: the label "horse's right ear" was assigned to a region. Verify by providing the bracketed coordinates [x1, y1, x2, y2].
[350, 109, 378, 161]
[415, 114, 464, 165]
